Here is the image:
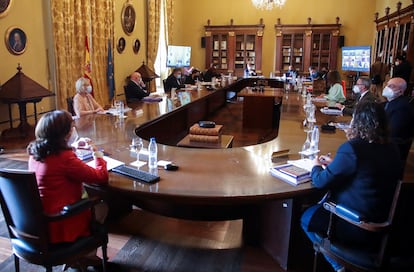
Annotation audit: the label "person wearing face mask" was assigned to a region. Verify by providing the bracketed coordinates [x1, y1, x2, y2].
[165, 67, 185, 92]
[125, 71, 149, 102]
[27, 110, 108, 268]
[308, 66, 321, 80]
[336, 76, 376, 115]
[184, 69, 202, 85]
[393, 55, 412, 87]
[382, 77, 414, 176]
[73, 77, 104, 117]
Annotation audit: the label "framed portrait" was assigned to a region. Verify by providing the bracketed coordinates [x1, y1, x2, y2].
[133, 39, 140, 54]
[121, 1, 136, 35]
[117, 37, 126, 54]
[0, 0, 12, 18]
[5, 27, 27, 55]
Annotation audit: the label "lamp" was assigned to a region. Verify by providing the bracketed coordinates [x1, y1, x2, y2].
[251, 0, 286, 10]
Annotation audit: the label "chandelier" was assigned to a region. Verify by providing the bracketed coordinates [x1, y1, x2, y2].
[251, 0, 286, 10]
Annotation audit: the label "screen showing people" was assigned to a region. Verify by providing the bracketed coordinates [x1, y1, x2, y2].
[341, 46, 371, 72]
[167, 45, 191, 67]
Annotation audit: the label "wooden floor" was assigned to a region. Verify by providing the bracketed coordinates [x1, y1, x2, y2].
[0, 101, 413, 272]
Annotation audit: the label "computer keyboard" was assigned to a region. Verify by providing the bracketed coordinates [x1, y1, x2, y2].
[111, 165, 160, 184]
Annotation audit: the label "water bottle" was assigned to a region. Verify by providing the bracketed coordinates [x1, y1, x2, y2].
[148, 137, 158, 170]
[310, 126, 320, 154]
[244, 68, 249, 78]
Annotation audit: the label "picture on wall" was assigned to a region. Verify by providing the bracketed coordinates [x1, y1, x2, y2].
[0, 0, 12, 18]
[121, 1, 136, 35]
[133, 39, 140, 54]
[5, 27, 27, 55]
[117, 37, 126, 53]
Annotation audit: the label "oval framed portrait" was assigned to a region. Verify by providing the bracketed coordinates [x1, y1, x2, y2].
[133, 39, 140, 54]
[121, 1, 136, 35]
[0, 0, 12, 18]
[5, 27, 27, 55]
[117, 37, 126, 54]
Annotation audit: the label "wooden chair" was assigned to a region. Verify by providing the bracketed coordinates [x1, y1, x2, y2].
[312, 180, 414, 272]
[66, 97, 75, 116]
[0, 168, 108, 272]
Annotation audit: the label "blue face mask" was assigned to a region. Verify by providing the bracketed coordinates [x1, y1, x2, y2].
[176, 74, 182, 79]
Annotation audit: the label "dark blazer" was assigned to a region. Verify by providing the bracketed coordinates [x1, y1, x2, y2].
[393, 60, 412, 84]
[310, 138, 401, 245]
[385, 96, 414, 162]
[342, 91, 376, 116]
[165, 75, 184, 92]
[124, 80, 149, 102]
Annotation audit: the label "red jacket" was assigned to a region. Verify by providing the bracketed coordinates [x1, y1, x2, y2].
[28, 150, 108, 243]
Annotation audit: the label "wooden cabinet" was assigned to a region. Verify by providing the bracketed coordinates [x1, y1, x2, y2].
[373, 2, 414, 84]
[274, 18, 341, 75]
[205, 19, 264, 77]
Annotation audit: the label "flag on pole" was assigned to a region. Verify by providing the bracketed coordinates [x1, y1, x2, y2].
[84, 36, 94, 96]
[107, 39, 115, 101]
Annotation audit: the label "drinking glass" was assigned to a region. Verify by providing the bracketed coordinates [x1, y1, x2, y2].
[301, 131, 311, 159]
[114, 100, 121, 116]
[131, 137, 143, 161]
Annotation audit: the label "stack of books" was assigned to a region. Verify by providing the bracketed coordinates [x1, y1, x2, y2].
[74, 149, 93, 161]
[188, 123, 223, 143]
[270, 163, 311, 186]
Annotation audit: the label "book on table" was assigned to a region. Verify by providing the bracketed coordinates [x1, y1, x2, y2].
[270, 163, 311, 186]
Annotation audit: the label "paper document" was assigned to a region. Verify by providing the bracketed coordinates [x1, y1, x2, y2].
[87, 156, 124, 170]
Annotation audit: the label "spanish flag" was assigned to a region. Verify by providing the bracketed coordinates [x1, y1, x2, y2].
[84, 36, 93, 96]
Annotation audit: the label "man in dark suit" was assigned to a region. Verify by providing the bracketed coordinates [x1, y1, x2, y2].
[382, 77, 414, 175]
[336, 76, 376, 115]
[125, 72, 149, 102]
[165, 68, 185, 92]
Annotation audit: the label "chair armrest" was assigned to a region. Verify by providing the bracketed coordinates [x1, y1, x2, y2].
[45, 196, 103, 221]
[323, 202, 391, 233]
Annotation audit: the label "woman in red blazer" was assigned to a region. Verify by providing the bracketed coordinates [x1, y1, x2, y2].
[27, 110, 108, 244]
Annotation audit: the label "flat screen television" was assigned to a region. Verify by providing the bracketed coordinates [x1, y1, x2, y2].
[341, 46, 371, 72]
[167, 45, 191, 67]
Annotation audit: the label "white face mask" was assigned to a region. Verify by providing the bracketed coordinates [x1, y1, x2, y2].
[395, 61, 400, 66]
[382, 86, 395, 100]
[352, 85, 361, 94]
[67, 127, 79, 147]
[86, 85, 92, 93]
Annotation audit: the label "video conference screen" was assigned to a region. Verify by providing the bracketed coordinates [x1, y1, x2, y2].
[341, 46, 371, 72]
[167, 45, 191, 67]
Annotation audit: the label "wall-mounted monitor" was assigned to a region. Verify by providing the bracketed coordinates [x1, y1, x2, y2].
[341, 46, 371, 73]
[167, 45, 191, 67]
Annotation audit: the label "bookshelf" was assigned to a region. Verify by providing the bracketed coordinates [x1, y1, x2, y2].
[205, 19, 264, 77]
[274, 18, 341, 75]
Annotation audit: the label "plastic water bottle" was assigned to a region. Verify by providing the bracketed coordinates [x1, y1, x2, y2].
[148, 137, 158, 170]
[310, 126, 320, 154]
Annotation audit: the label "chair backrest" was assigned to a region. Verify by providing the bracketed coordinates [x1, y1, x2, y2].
[66, 97, 75, 116]
[0, 169, 49, 251]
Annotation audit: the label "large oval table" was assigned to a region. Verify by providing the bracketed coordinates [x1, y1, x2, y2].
[75, 80, 349, 270]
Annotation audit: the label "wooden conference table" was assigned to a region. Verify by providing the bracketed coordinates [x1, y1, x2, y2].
[76, 79, 350, 270]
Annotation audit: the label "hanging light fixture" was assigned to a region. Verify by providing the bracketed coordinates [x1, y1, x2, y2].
[251, 0, 286, 10]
